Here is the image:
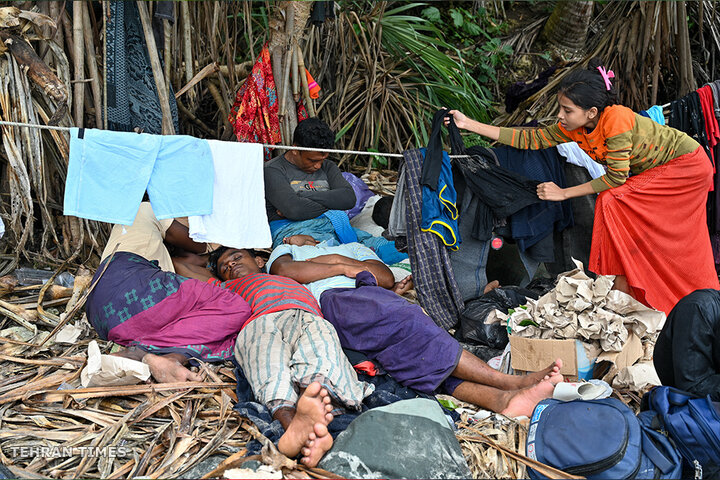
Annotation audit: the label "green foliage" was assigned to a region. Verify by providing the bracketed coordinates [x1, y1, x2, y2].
[367, 3, 495, 144]
[420, 4, 514, 91]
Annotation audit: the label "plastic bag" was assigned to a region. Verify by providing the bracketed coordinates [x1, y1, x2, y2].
[457, 286, 538, 349]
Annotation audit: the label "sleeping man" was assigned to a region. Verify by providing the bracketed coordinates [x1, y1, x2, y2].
[172, 249, 373, 466]
[209, 237, 565, 418]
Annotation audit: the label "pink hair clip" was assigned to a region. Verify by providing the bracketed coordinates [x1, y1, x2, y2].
[597, 66, 615, 91]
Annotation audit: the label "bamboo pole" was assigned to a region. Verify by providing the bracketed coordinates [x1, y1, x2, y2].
[291, 40, 300, 100]
[163, 19, 172, 93]
[180, 1, 196, 109]
[136, 1, 175, 135]
[297, 43, 315, 117]
[278, 4, 295, 142]
[175, 62, 219, 99]
[102, 0, 107, 129]
[81, 2, 102, 128]
[72, 0, 84, 127]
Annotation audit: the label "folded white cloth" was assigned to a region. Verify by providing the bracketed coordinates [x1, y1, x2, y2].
[557, 142, 606, 180]
[188, 141, 271, 249]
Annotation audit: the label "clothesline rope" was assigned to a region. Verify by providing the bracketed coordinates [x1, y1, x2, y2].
[0, 120, 409, 158]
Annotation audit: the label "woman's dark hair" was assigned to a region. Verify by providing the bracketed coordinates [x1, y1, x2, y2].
[558, 57, 618, 113]
[207, 247, 256, 278]
[293, 117, 335, 149]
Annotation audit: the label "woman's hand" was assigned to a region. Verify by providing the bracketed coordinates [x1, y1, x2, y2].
[537, 182, 567, 201]
[445, 110, 471, 130]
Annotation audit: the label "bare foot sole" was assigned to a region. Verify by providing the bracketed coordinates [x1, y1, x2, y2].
[277, 382, 334, 459]
[520, 358, 564, 387]
[300, 423, 334, 467]
[483, 280, 501, 294]
[501, 380, 556, 418]
[141, 353, 203, 383]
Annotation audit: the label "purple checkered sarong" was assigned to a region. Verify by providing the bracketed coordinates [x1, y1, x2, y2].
[403, 149, 464, 330]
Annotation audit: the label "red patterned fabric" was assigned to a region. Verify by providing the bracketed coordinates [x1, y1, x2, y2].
[229, 45, 281, 161]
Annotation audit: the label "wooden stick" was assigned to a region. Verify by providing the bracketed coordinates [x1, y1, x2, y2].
[72, 0, 84, 127]
[175, 62, 219, 99]
[136, 0, 175, 135]
[0, 31, 67, 105]
[180, 0, 196, 108]
[26, 381, 237, 403]
[81, 1, 102, 128]
[458, 433, 584, 480]
[163, 19, 172, 92]
[200, 448, 248, 479]
[297, 43, 315, 117]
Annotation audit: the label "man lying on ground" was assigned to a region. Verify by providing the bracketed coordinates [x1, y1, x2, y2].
[85, 251, 250, 383]
[172, 248, 374, 466]
[213, 237, 565, 418]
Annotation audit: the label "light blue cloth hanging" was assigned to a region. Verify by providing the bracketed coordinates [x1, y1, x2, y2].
[64, 128, 214, 224]
[646, 105, 666, 125]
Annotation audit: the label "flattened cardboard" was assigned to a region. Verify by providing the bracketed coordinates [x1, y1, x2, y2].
[510, 331, 643, 379]
[509, 336, 577, 376]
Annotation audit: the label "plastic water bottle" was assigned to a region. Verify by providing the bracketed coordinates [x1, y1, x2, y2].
[14, 268, 75, 288]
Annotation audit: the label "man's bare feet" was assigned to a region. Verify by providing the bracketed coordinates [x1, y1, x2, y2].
[517, 358, 564, 388]
[277, 382, 334, 459]
[141, 353, 203, 383]
[392, 275, 413, 295]
[483, 280, 501, 294]
[500, 380, 556, 418]
[300, 422, 334, 467]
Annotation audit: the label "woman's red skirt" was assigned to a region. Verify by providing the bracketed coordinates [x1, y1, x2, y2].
[590, 146, 720, 314]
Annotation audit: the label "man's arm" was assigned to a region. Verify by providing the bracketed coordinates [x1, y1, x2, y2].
[172, 256, 214, 282]
[270, 253, 395, 289]
[264, 167, 332, 220]
[295, 161, 356, 210]
[165, 220, 207, 253]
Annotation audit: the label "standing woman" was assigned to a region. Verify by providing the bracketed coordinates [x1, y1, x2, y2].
[447, 58, 719, 314]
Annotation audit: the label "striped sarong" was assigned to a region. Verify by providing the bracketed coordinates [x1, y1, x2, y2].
[234, 309, 374, 413]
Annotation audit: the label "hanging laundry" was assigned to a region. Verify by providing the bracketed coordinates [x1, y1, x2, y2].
[710, 80, 720, 120]
[229, 45, 282, 161]
[698, 85, 720, 163]
[105, 1, 179, 134]
[420, 109, 460, 249]
[492, 145, 574, 261]
[387, 163, 408, 239]
[403, 147, 464, 330]
[64, 128, 214, 225]
[453, 147, 540, 242]
[306, 69, 321, 99]
[668, 92, 711, 161]
[188, 142, 271, 249]
[420, 148, 460, 249]
[556, 142, 606, 179]
[645, 105, 665, 125]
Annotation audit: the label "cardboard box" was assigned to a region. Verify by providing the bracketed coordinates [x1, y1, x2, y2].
[509, 332, 643, 379]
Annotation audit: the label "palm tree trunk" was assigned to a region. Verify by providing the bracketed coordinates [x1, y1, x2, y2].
[542, 0, 594, 53]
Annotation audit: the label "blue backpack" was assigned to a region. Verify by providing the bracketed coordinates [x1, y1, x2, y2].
[526, 398, 682, 479]
[642, 386, 720, 477]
